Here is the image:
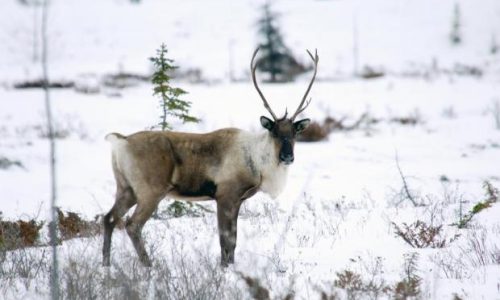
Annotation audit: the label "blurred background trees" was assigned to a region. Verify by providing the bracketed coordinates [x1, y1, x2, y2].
[450, 3, 462, 45]
[255, 2, 306, 83]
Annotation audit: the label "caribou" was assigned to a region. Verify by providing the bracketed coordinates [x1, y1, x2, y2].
[102, 48, 319, 267]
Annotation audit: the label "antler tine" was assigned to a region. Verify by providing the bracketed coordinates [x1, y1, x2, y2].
[291, 49, 319, 121]
[251, 47, 278, 121]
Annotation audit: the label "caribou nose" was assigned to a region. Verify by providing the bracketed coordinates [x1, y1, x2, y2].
[280, 154, 294, 164]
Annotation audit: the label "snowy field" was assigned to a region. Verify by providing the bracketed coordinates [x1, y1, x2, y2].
[1, 0, 500, 299]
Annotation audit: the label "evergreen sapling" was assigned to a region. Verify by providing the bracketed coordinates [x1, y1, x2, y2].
[150, 44, 199, 131]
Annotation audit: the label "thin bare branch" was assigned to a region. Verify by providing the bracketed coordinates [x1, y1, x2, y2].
[395, 152, 418, 207]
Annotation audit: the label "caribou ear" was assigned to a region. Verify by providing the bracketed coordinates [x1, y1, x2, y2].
[260, 116, 275, 131]
[293, 118, 310, 133]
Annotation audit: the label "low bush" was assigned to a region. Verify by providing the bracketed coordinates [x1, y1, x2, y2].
[297, 121, 328, 142]
[0, 217, 44, 250]
[0, 156, 24, 170]
[57, 209, 101, 241]
[454, 181, 498, 228]
[393, 253, 421, 300]
[393, 220, 459, 248]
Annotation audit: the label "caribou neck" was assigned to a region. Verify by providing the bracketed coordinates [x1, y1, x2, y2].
[238, 130, 289, 199]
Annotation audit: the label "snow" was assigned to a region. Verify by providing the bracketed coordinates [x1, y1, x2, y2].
[1, 0, 500, 299]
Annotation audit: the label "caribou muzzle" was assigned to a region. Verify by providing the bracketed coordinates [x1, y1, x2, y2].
[279, 138, 294, 165]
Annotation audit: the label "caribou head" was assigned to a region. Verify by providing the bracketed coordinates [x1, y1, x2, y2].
[251, 48, 319, 165]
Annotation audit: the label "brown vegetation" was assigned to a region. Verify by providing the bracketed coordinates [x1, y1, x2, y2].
[393, 220, 460, 248]
[57, 209, 101, 241]
[0, 218, 43, 250]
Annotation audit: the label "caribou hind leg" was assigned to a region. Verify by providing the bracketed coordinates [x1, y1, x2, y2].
[103, 185, 137, 267]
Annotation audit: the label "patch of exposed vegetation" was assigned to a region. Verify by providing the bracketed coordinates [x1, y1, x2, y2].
[0, 215, 44, 250]
[318, 254, 423, 299]
[359, 65, 385, 79]
[102, 72, 150, 89]
[454, 181, 499, 228]
[154, 200, 212, 219]
[13, 79, 74, 89]
[297, 113, 380, 142]
[57, 209, 101, 241]
[393, 220, 460, 248]
[238, 272, 271, 300]
[393, 252, 422, 299]
[0, 156, 24, 170]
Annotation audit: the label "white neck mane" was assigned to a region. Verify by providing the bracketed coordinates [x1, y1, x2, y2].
[239, 131, 289, 199]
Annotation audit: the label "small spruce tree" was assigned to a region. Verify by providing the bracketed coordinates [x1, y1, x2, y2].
[255, 2, 304, 82]
[150, 44, 199, 131]
[450, 3, 462, 45]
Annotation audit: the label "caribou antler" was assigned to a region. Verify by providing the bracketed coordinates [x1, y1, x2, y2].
[251, 47, 278, 121]
[291, 49, 319, 121]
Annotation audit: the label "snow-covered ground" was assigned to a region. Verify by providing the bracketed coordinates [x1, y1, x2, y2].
[1, 0, 500, 299]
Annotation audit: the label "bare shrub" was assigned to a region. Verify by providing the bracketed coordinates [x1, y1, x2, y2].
[330, 256, 391, 300]
[0, 246, 50, 292]
[316, 289, 340, 300]
[483, 180, 499, 203]
[36, 115, 89, 140]
[0, 218, 44, 250]
[453, 63, 483, 77]
[13, 79, 74, 89]
[459, 228, 500, 268]
[357, 256, 391, 299]
[334, 270, 363, 299]
[54, 235, 235, 300]
[61, 258, 104, 299]
[390, 115, 420, 126]
[238, 272, 271, 300]
[297, 121, 328, 142]
[171, 67, 207, 84]
[151, 251, 228, 300]
[297, 112, 379, 142]
[360, 65, 385, 79]
[431, 250, 469, 279]
[324, 113, 379, 133]
[329, 268, 392, 300]
[102, 72, 149, 89]
[432, 227, 500, 279]
[392, 220, 460, 248]
[0, 156, 24, 170]
[57, 209, 101, 241]
[452, 293, 466, 300]
[393, 252, 421, 300]
[391, 154, 423, 207]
